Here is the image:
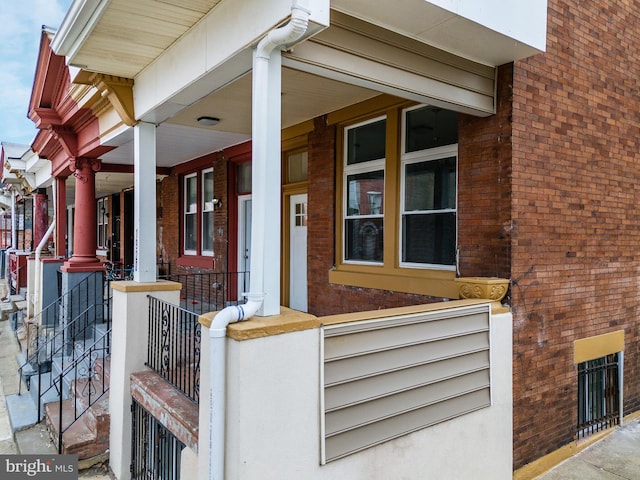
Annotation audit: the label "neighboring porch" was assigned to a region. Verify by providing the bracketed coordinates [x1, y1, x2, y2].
[1, 263, 244, 470]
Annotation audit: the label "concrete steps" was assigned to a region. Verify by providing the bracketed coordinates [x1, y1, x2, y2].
[44, 357, 110, 460]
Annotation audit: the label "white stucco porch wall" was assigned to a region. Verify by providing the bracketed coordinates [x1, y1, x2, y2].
[109, 282, 182, 480]
[220, 310, 513, 480]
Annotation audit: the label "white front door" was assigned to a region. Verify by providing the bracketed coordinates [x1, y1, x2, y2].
[238, 195, 252, 298]
[289, 193, 308, 312]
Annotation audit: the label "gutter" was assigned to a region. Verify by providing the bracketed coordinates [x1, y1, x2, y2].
[51, 0, 110, 61]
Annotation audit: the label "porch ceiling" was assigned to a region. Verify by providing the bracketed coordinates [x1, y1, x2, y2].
[99, 68, 378, 169]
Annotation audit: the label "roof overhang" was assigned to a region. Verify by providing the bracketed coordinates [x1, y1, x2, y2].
[0, 143, 42, 192]
[53, 0, 545, 80]
[47, 0, 548, 180]
[332, 0, 547, 66]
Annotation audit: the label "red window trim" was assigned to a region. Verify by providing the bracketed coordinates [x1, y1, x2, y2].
[176, 255, 215, 268]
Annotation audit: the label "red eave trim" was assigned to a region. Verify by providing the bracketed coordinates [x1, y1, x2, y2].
[174, 152, 219, 175]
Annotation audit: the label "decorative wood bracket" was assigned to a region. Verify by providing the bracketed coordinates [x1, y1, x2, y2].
[49, 125, 78, 159]
[89, 73, 136, 126]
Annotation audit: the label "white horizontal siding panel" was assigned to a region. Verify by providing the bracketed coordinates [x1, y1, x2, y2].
[313, 26, 495, 96]
[285, 12, 496, 116]
[325, 389, 491, 462]
[324, 331, 489, 385]
[325, 369, 490, 435]
[324, 349, 489, 410]
[321, 303, 492, 463]
[324, 310, 489, 360]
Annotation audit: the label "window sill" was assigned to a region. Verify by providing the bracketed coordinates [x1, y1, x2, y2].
[176, 255, 215, 269]
[328, 266, 459, 298]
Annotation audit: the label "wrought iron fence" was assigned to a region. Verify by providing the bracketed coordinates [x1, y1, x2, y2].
[577, 353, 620, 438]
[31, 302, 111, 422]
[53, 324, 111, 453]
[17, 271, 110, 393]
[147, 296, 201, 403]
[159, 271, 249, 315]
[131, 400, 185, 480]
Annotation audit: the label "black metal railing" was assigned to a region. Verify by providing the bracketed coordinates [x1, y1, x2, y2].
[54, 325, 111, 453]
[159, 271, 249, 315]
[31, 302, 111, 422]
[131, 400, 185, 480]
[577, 353, 620, 438]
[147, 296, 201, 403]
[17, 271, 110, 392]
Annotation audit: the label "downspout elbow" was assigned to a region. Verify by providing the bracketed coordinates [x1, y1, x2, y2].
[256, 4, 310, 60]
[208, 293, 266, 338]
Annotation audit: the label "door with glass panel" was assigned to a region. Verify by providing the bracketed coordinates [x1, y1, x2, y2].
[289, 193, 308, 312]
[237, 195, 252, 299]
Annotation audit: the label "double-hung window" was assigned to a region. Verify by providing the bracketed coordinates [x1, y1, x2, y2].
[343, 117, 386, 264]
[183, 167, 214, 257]
[201, 168, 214, 255]
[400, 105, 458, 268]
[333, 102, 458, 296]
[97, 197, 109, 249]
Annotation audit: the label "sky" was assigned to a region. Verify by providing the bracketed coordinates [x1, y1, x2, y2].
[0, 0, 72, 147]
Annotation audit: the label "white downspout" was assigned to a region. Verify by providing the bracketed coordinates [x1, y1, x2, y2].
[33, 183, 56, 317]
[251, 0, 310, 317]
[208, 293, 264, 480]
[209, 6, 310, 479]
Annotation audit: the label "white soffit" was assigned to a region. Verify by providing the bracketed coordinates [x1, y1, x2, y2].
[55, 0, 223, 77]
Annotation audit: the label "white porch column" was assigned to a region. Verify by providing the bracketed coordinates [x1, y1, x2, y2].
[133, 121, 157, 282]
[250, 48, 282, 316]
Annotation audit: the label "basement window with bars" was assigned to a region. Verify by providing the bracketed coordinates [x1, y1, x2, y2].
[577, 352, 621, 438]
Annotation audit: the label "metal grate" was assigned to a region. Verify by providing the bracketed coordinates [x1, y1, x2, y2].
[131, 400, 185, 480]
[577, 352, 620, 438]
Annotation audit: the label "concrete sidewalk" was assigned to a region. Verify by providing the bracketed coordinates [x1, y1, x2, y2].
[536, 418, 640, 479]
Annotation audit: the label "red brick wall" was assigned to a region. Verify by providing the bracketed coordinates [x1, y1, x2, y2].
[458, 63, 513, 280]
[159, 153, 228, 276]
[306, 71, 514, 317]
[160, 174, 179, 271]
[511, 0, 640, 468]
[212, 154, 228, 271]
